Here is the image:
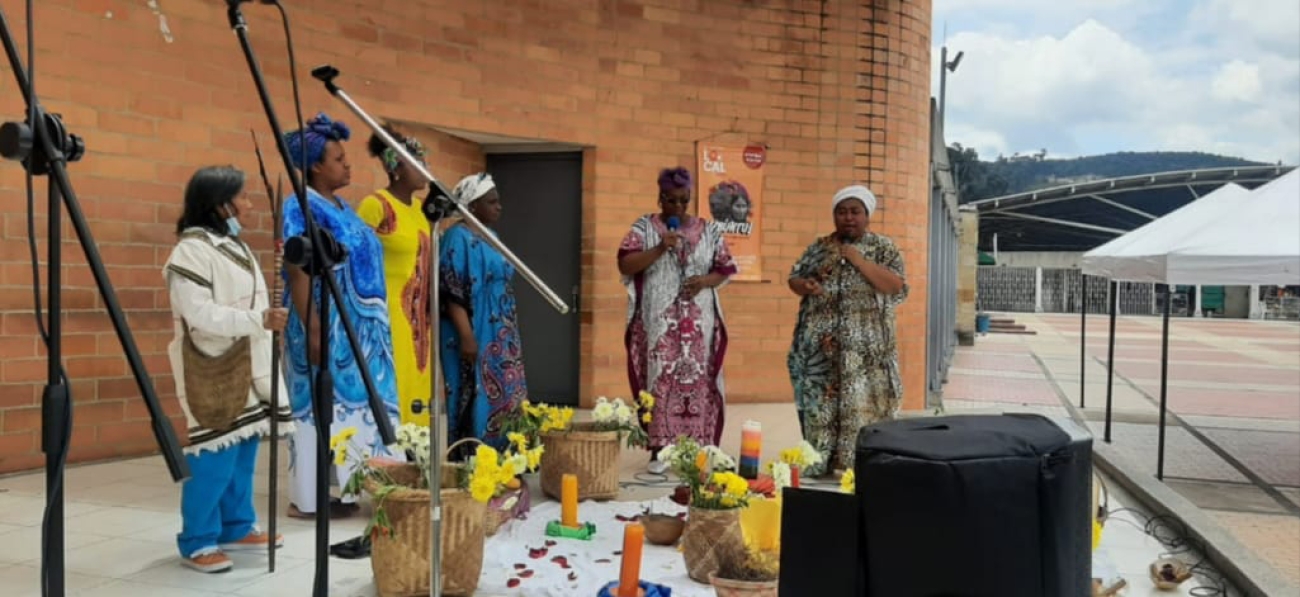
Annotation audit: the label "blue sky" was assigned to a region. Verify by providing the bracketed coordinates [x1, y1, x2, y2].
[932, 0, 1300, 164]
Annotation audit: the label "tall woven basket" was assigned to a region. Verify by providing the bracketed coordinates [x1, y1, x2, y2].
[539, 422, 621, 501]
[365, 459, 486, 597]
[681, 506, 745, 583]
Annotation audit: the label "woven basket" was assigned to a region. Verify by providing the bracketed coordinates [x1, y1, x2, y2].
[681, 506, 745, 583]
[364, 451, 485, 596]
[540, 422, 621, 501]
[710, 573, 779, 597]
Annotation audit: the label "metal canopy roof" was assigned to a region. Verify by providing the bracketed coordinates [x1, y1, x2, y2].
[969, 165, 1296, 252]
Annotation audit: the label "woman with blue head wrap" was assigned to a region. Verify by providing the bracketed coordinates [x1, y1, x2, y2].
[279, 113, 402, 519]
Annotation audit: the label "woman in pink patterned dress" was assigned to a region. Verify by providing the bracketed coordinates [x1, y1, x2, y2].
[618, 167, 738, 474]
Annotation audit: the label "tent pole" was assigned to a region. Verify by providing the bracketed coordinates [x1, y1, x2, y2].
[1157, 284, 1172, 481]
[1104, 280, 1117, 443]
[1080, 274, 1087, 409]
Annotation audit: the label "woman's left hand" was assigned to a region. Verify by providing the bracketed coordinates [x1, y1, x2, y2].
[683, 275, 711, 297]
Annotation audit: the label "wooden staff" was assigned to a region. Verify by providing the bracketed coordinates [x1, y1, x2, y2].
[251, 129, 285, 573]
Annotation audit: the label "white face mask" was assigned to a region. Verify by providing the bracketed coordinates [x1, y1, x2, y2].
[225, 216, 241, 237]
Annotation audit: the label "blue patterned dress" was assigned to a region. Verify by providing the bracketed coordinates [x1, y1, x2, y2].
[439, 223, 527, 450]
[282, 189, 400, 479]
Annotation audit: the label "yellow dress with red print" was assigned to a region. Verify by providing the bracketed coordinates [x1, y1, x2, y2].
[357, 188, 433, 425]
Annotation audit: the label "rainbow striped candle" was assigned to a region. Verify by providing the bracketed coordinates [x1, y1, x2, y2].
[739, 420, 762, 479]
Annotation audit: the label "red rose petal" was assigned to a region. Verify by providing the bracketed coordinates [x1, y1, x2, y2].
[551, 555, 570, 569]
[513, 563, 526, 570]
[595, 558, 612, 564]
[528, 547, 548, 559]
[519, 570, 534, 578]
[507, 578, 521, 588]
[544, 540, 557, 547]
[568, 572, 578, 581]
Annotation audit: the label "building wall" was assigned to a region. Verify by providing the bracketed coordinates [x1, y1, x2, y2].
[0, 0, 932, 473]
[956, 210, 978, 345]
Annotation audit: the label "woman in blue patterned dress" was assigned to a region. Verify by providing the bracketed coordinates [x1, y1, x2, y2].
[281, 113, 401, 518]
[439, 172, 528, 453]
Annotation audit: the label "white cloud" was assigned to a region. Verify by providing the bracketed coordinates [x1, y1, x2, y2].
[934, 0, 1300, 164]
[1211, 61, 1263, 103]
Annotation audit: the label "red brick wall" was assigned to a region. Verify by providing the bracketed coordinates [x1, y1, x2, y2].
[0, 0, 931, 473]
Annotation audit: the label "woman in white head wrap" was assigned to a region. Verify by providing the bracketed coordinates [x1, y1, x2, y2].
[785, 183, 907, 476]
[438, 172, 526, 454]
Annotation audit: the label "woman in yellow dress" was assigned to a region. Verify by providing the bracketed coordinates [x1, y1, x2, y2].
[357, 125, 434, 425]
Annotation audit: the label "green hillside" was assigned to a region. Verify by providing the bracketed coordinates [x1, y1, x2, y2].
[947, 147, 1271, 203]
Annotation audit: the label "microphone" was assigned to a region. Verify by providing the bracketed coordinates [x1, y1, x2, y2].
[838, 234, 849, 265]
[666, 216, 680, 232]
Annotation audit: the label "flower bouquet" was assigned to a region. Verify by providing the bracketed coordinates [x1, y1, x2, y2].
[530, 393, 655, 502]
[658, 436, 752, 583]
[339, 424, 509, 597]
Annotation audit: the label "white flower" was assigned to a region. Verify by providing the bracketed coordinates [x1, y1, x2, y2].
[657, 444, 677, 464]
[798, 441, 824, 468]
[703, 446, 736, 471]
[613, 404, 634, 425]
[592, 400, 616, 422]
[770, 462, 792, 492]
[507, 453, 528, 473]
[501, 495, 518, 511]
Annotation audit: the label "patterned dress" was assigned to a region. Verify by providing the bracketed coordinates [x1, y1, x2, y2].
[439, 223, 527, 449]
[619, 214, 738, 450]
[787, 232, 907, 475]
[357, 189, 433, 426]
[281, 189, 400, 502]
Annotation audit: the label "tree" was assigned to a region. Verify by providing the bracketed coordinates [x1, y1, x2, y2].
[946, 144, 1009, 203]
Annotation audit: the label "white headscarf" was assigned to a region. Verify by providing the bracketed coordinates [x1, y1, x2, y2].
[832, 184, 876, 215]
[451, 172, 496, 207]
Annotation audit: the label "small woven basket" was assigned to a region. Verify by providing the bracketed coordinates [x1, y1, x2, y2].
[539, 422, 621, 501]
[681, 506, 745, 583]
[365, 440, 486, 597]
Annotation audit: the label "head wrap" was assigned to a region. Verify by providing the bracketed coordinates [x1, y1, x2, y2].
[452, 172, 496, 207]
[283, 112, 351, 172]
[832, 184, 877, 215]
[381, 137, 427, 173]
[657, 167, 692, 193]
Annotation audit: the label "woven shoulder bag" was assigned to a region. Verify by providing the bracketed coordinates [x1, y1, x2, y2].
[180, 240, 258, 432]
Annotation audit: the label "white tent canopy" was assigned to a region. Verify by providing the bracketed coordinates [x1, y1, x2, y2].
[1082, 169, 1300, 285]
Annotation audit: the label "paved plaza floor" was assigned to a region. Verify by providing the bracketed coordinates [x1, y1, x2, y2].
[944, 312, 1300, 591]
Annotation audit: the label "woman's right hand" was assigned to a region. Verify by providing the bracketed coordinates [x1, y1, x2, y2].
[796, 278, 823, 296]
[659, 231, 681, 251]
[263, 307, 289, 332]
[459, 334, 478, 362]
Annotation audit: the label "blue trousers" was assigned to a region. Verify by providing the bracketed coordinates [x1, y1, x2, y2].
[177, 437, 259, 558]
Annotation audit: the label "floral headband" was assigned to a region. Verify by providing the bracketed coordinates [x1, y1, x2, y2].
[381, 138, 428, 173]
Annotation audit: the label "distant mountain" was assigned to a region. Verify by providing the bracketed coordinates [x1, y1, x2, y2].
[947, 148, 1273, 203]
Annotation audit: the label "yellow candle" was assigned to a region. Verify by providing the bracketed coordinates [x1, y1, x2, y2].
[617, 523, 645, 597]
[561, 473, 578, 528]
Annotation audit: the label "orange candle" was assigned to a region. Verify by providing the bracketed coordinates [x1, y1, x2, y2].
[617, 523, 645, 597]
[561, 473, 578, 528]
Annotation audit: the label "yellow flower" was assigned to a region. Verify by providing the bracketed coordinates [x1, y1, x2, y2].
[840, 469, 855, 494]
[638, 391, 656, 410]
[329, 427, 358, 451]
[469, 475, 496, 503]
[507, 432, 529, 453]
[526, 446, 544, 471]
[333, 443, 348, 465]
[641, 412, 652, 424]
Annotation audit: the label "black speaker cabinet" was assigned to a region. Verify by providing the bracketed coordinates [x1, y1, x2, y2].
[855, 414, 1093, 597]
[779, 487, 861, 596]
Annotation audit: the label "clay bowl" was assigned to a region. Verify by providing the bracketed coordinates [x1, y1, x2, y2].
[642, 513, 686, 546]
[1149, 558, 1192, 590]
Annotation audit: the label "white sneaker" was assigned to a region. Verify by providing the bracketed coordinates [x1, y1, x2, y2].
[647, 460, 668, 475]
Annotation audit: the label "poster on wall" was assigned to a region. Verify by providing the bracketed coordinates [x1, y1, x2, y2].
[695, 142, 765, 282]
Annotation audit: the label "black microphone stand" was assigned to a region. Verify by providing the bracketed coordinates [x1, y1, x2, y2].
[0, 5, 189, 597]
[310, 64, 571, 597]
[224, 4, 396, 596]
